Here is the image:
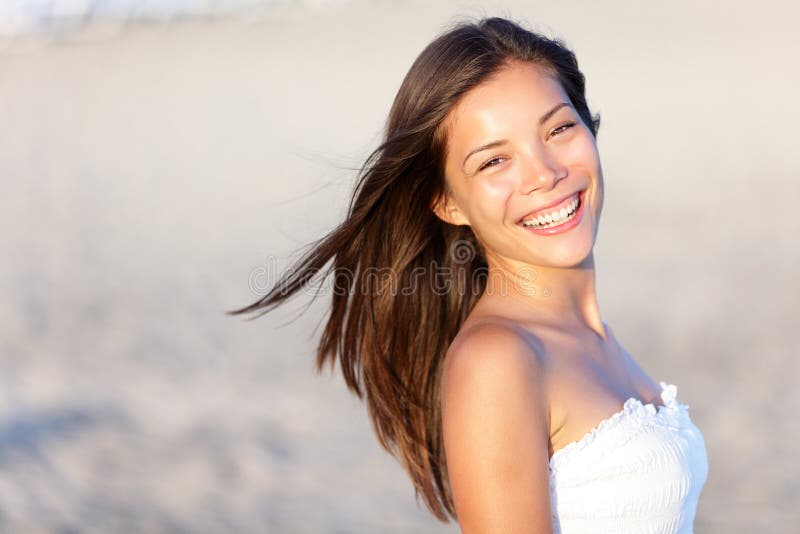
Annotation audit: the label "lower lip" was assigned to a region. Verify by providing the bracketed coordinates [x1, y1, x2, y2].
[519, 191, 586, 236]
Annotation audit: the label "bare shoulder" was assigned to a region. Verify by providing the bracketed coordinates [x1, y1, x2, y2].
[444, 319, 546, 378]
[441, 320, 553, 533]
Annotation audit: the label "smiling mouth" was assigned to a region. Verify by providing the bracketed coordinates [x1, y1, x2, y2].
[518, 192, 582, 229]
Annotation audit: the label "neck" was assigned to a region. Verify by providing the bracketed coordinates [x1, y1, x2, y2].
[483, 252, 606, 339]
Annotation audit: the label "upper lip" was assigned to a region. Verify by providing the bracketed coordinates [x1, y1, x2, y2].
[517, 190, 584, 223]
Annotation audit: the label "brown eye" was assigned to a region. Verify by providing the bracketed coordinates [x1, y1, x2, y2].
[478, 156, 507, 171]
[549, 121, 577, 138]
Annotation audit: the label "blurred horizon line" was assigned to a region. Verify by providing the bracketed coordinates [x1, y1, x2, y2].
[0, 0, 351, 41]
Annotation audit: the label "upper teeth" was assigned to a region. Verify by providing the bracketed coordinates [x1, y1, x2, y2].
[521, 196, 580, 228]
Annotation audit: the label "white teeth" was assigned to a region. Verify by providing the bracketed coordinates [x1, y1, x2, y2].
[521, 195, 581, 229]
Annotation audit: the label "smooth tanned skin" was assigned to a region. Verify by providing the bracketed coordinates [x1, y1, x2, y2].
[441, 322, 553, 533]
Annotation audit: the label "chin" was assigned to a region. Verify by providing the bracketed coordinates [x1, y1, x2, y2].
[521, 233, 597, 269]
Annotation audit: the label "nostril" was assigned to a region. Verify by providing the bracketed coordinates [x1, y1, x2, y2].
[520, 173, 563, 195]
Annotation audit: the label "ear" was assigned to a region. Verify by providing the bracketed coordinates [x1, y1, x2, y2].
[432, 190, 470, 226]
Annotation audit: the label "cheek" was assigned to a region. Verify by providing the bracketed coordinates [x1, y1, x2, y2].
[470, 173, 517, 218]
[474, 172, 517, 204]
[565, 131, 601, 171]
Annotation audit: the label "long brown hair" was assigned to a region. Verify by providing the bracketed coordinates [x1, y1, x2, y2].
[229, 16, 601, 522]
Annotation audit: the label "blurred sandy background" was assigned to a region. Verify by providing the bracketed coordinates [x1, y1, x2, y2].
[1, 0, 798, 532]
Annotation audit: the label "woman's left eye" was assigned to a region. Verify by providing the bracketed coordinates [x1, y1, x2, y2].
[550, 121, 577, 138]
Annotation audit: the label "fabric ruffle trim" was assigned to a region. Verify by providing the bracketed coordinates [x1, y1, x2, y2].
[548, 381, 690, 472]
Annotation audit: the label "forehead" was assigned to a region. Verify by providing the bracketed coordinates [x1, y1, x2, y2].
[442, 61, 568, 143]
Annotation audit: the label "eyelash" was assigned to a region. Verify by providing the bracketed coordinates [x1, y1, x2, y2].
[477, 121, 577, 172]
[478, 156, 507, 171]
[549, 121, 577, 138]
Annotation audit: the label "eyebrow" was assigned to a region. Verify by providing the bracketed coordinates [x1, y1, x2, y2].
[461, 101, 574, 171]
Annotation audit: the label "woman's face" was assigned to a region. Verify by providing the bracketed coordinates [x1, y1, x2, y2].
[436, 60, 604, 271]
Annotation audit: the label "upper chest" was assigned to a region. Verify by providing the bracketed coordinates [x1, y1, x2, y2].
[539, 329, 664, 458]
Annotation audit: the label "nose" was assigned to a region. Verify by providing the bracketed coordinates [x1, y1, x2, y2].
[519, 145, 568, 195]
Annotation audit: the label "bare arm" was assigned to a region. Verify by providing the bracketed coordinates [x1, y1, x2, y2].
[441, 323, 553, 534]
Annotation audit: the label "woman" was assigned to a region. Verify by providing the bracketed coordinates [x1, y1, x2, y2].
[231, 16, 708, 533]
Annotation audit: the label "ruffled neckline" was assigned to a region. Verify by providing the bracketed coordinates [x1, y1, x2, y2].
[548, 381, 684, 472]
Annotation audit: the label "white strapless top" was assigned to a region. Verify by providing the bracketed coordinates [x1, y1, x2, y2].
[548, 381, 708, 533]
